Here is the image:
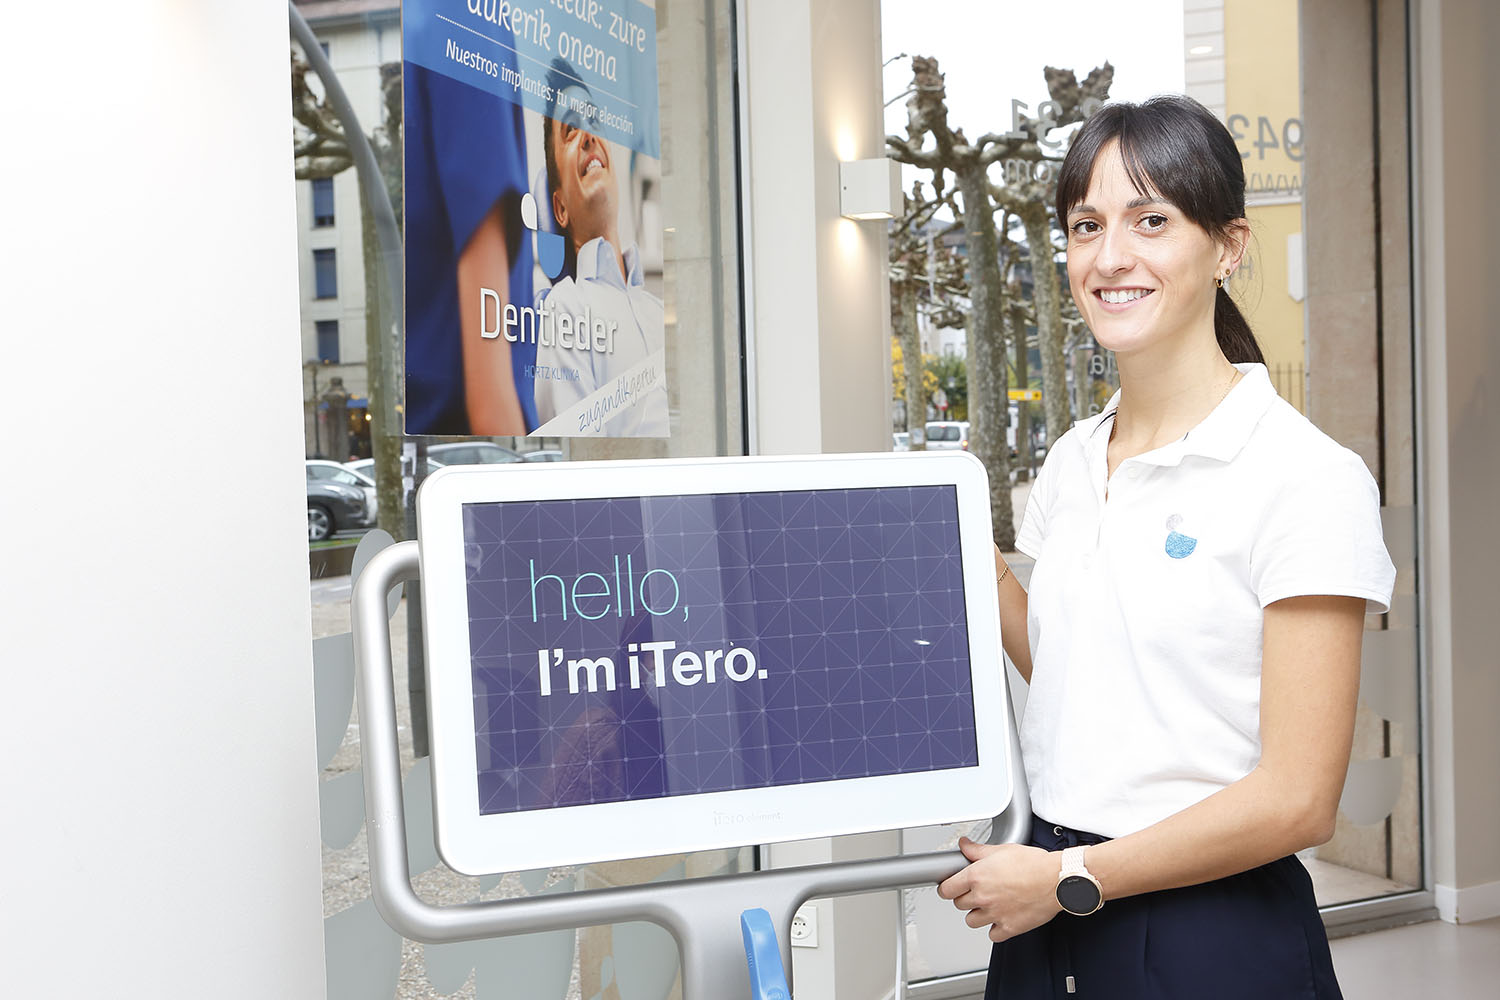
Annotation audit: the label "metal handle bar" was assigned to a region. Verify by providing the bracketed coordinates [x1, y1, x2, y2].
[351, 540, 1031, 997]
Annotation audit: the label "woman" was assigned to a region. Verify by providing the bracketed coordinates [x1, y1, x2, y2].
[937, 95, 1395, 999]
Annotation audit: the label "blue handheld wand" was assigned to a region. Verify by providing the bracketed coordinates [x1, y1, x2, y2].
[740, 908, 792, 1000]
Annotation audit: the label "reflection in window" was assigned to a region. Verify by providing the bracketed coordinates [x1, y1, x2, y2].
[311, 177, 335, 227]
[313, 248, 337, 299]
[299, 1, 750, 997]
[315, 319, 339, 362]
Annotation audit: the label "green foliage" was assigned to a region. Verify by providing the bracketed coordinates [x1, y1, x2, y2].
[927, 352, 968, 420]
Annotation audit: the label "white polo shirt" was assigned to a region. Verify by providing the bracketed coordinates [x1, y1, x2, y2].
[1016, 363, 1395, 839]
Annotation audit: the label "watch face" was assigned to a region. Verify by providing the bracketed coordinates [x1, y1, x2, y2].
[1057, 874, 1102, 915]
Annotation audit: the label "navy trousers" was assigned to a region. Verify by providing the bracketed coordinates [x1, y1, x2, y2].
[983, 818, 1344, 1000]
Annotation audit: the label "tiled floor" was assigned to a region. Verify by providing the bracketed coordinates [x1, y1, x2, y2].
[1330, 915, 1500, 997]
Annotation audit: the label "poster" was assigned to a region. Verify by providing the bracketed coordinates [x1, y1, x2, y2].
[403, 0, 667, 438]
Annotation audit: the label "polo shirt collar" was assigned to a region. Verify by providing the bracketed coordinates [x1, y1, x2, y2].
[1090, 362, 1278, 468]
[576, 236, 644, 289]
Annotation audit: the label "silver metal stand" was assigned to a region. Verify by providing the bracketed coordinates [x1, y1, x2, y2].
[352, 541, 1031, 998]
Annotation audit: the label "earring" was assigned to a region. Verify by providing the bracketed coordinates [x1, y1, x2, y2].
[1215, 275, 1225, 289]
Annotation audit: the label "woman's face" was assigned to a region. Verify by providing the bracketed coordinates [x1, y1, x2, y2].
[1064, 141, 1233, 359]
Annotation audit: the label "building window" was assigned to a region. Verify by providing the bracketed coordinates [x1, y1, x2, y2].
[313, 248, 337, 299]
[316, 320, 339, 363]
[311, 177, 335, 227]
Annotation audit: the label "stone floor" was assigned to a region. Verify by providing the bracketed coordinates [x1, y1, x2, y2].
[1331, 914, 1500, 998]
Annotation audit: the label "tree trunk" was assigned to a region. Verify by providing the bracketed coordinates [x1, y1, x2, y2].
[1021, 203, 1071, 448]
[896, 279, 925, 441]
[361, 196, 404, 539]
[957, 169, 1015, 551]
[1009, 298, 1031, 482]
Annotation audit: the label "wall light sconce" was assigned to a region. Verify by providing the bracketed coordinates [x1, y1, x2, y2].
[840, 158, 903, 220]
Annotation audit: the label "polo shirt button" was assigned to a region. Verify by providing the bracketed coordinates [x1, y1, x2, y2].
[1053, 825, 1064, 836]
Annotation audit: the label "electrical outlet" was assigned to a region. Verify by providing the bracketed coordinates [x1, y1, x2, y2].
[789, 903, 819, 948]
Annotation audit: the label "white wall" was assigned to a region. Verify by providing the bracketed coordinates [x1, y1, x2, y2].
[1414, 0, 1500, 924]
[745, 0, 893, 457]
[743, 2, 902, 997]
[1, 3, 327, 996]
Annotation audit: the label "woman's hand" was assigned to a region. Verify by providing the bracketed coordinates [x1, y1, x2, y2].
[937, 837, 1062, 942]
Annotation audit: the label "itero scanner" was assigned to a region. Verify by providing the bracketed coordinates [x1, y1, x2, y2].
[740, 908, 791, 1000]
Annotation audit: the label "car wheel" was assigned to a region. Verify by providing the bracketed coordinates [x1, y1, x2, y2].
[308, 504, 334, 542]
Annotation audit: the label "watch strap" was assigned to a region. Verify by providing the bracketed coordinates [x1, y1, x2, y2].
[1055, 845, 1105, 916]
[1059, 845, 1089, 878]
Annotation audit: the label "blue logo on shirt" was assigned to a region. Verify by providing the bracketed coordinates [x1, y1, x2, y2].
[1164, 514, 1198, 559]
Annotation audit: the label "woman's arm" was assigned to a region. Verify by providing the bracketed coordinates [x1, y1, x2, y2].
[994, 545, 1033, 682]
[940, 593, 1366, 941]
[457, 205, 526, 434]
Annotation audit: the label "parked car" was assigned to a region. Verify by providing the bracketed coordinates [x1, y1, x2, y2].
[425, 441, 524, 466]
[306, 459, 378, 522]
[924, 421, 970, 451]
[342, 455, 446, 480]
[307, 479, 370, 542]
[523, 449, 565, 462]
[343, 455, 447, 506]
[923, 408, 1024, 456]
[892, 431, 911, 452]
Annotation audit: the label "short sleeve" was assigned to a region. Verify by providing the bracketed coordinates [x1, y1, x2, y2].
[1250, 448, 1395, 613]
[426, 70, 531, 259]
[1015, 452, 1054, 559]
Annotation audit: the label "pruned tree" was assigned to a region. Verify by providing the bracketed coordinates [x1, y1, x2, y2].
[887, 56, 1112, 550]
[890, 181, 967, 441]
[292, 45, 405, 539]
[994, 214, 1036, 481]
[988, 65, 1115, 465]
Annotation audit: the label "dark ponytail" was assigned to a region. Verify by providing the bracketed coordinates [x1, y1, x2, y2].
[1214, 287, 1264, 364]
[1057, 95, 1265, 364]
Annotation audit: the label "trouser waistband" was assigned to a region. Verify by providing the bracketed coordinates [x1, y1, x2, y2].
[1028, 816, 1111, 851]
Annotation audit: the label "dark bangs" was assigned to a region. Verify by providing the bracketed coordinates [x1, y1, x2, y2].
[1055, 95, 1247, 238]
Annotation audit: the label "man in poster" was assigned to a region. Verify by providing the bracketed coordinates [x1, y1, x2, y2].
[403, 0, 665, 439]
[533, 61, 669, 437]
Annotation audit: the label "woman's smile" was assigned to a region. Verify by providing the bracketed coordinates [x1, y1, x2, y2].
[1094, 287, 1155, 308]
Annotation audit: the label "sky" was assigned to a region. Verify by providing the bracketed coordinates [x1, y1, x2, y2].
[882, 0, 1187, 204]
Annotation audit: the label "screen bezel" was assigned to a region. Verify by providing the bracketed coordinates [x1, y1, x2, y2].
[417, 451, 1012, 875]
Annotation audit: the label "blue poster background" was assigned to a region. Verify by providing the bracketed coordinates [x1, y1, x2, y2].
[406, 0, 661, 159]
[403, 0, 667, 438]
[461, 486, 980, 815]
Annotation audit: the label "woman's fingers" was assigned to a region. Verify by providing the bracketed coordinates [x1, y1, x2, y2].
[937, 866, 972, 900]
[958, 836, 999, 862]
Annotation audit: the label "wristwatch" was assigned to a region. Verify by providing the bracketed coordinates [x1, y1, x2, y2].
[1055, 846, 1105, 916]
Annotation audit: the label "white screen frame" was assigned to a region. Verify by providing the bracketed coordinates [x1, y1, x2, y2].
[417, 451, 1012, 875]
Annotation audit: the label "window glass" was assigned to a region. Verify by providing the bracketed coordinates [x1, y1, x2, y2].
[294, 4, 748, 997]
[883, 0, 1421, 988]
[316, 467, 362, 486]
[312, 248, 337, 299]
[315, 319, 339, 362]
[312, 177, 335, 227]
